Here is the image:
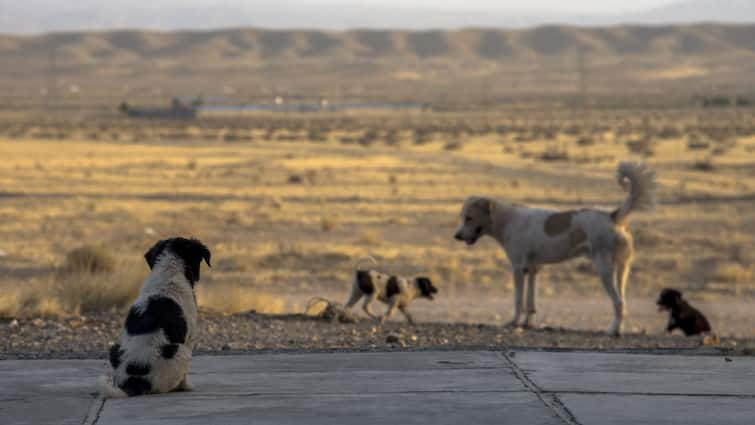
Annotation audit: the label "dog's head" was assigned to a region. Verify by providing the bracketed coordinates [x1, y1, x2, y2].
[657, 288, 682, 311]
[415, 277, 438, 300]
[454, 196, 495, 245]
[144, 237, 211, 285]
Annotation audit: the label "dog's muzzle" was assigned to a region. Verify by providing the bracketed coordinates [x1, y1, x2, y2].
[454, 227, 482, 246]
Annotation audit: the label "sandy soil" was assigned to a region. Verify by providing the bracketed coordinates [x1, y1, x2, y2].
[2, 292, 753, 360]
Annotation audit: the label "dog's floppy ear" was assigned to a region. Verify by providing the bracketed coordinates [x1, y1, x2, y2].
[172, 238, 212, 284]
[658, 288, 682, 305]
[471, 197, 496, 221]
[144, 239, 169, 269]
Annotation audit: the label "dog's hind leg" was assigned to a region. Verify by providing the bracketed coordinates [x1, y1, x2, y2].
[505, 269, 525, 327]
[344, 286, 362, 310]
[522, 267, 538, 328]
[615, 257, 631, 320]
[595, 254, 623, 336]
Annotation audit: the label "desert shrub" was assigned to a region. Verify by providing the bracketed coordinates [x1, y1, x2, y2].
[690, 158, 715, 172]
[576, 135, 595, 146]
[537, 145, 570, 162]
[626, 137, 654, 156]
[687, 136, 710, 151]
[321, 216, 337, 232]
[713, 262, 753, 283]
[444, 140, 463, 151]
[0, 261, 143, 318]
[62, 245, 116, 275]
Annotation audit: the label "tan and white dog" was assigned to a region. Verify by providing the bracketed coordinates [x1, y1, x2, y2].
[453, 162, 655, 336]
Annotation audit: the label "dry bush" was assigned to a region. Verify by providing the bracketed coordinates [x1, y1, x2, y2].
[0, 262, 143, 318]
[196, 283, 285, 314]
[537, 145, 570, 162]
[443, 140, 463, 151]
[713, 262, 753, 284]
[690, 157, 715, 172]
[62, 245, 116, 275]
[686, 136, 710, 151]
[626, 137, 654, 156]
[356, 230, 382, 246]
[321, 216, 338, 232]
[576, 135, 595, 146]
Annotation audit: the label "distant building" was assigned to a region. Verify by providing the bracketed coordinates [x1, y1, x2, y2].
[119, 97, 198, 119]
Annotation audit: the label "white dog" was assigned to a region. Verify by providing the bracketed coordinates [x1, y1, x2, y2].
[100, 237, 211, 397]
[454, 162, 655, 336]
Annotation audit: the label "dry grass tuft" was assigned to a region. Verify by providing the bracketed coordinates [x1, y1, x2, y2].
[196, 283, 285, 314]
[713, 262, 753, 284]
[62, 245, 116, 275]
[0, 261, 143, 318]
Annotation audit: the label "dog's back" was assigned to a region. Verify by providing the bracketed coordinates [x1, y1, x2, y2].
[102, 237, 210, 397]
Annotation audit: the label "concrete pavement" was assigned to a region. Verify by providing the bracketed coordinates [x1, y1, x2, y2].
[2, 350, 754, 425]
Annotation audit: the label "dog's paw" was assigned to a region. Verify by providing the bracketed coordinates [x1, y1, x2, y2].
[503, 320, 520, 329]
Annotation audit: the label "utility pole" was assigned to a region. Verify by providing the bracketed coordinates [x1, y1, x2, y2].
[46, 46, 57, 111]
[576, 46, 587, 108]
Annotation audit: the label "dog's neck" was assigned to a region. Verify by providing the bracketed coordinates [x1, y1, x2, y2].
[488, 200, 515, 242]
[140, 253, 193, 296]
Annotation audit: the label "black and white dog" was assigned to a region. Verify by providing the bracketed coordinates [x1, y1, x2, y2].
[100, 237, 211, 397]
[344, 260, 438, 324]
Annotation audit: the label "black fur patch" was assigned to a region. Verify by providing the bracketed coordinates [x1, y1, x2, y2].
[126, 362, 151, 376]
[144, 237, 211, 285]
[144, 239, 169, 269]
[108, 344, 122, 369]
[416, 277, 438, 299]
[161, 344, 179, 359]
[356, 270, 374, 294]
[385, 276, 400, 298]
[121, 376, 151, 397]
[125, 297, 188, 344]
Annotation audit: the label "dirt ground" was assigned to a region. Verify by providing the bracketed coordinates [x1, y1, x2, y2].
[0, 110, 753, 358]
[1, 291, 753, 360]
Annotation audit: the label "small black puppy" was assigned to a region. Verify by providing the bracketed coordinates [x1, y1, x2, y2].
[656, 288, 711, 336]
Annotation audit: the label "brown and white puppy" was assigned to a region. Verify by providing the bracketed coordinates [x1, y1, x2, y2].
[657, 288, 711, 336]
[344, 267, 438, 324]
[100, 237, 211, 397]
[454, 162, 656, 336]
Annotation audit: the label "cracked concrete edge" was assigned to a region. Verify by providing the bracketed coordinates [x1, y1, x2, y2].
[501, 351, 582, 425]
[82, 395, 106, 425]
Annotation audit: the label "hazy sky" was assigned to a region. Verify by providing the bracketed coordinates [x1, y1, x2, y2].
[308, 0, 680, 14]
[2, 0, 682, 14]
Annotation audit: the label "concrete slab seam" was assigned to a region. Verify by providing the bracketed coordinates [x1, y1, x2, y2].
[82, 396, 106, 425]
[501, 352, 581, 425]
[542, 390, 755, 399]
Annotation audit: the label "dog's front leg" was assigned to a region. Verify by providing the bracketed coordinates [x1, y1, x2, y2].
[505, 268, 525, 327]
[398, 305, 414, 325]
[522, 267, 538, 328]
[174, 375, 193, 392]
[380, 299, 400, 325]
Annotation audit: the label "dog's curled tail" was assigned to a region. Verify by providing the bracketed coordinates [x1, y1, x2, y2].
[612, 161, 656, 225]
[97, 375, 127, 399]
[355, 256, 378, 271]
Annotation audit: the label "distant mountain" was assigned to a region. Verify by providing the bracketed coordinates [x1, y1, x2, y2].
[2, 24, 754, 103]
[0, 0, 753, 34]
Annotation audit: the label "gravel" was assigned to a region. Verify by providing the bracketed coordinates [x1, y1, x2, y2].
[1, 310, 753, 360]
